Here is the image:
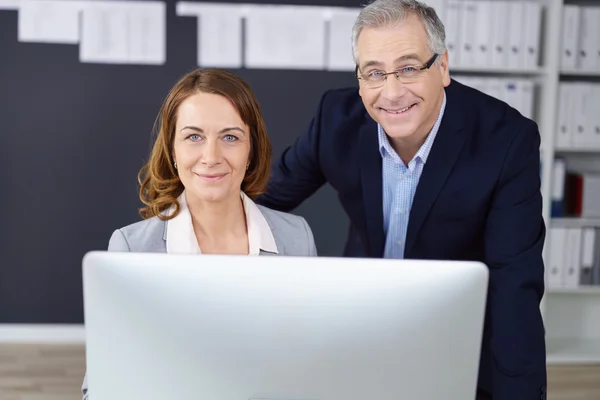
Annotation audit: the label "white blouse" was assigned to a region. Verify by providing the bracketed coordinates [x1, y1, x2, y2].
[165, 190, 278, 255]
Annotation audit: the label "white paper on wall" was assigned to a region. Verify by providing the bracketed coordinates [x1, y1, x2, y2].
[197, 4, 242, 68]
[80, 1, 165, 65]
[326, 8, 359, 71]
[245, 5, 326, 70]
[18, 0, 81, 44]
[0, 0, 19, 10]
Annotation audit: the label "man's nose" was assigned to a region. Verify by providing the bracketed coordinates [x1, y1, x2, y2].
[380, 74, 409, 99]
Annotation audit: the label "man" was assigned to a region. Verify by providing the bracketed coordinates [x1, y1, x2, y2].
[256, 0, 547, 398]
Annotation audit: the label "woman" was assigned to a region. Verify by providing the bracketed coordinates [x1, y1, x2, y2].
[81, 68, 317, 399]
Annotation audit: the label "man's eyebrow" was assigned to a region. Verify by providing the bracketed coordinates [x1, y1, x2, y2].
[360, 54, 423, 70]
[394, 54, 422, 63]
[360, 60, 383, 70]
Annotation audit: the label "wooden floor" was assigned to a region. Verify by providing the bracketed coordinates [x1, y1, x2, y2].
[0, 344, 598, 399]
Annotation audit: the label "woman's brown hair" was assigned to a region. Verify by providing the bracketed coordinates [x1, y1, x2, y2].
[138, 68, 272, 220]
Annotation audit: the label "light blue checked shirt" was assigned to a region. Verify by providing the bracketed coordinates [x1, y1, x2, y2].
[379, 92, 446, 259]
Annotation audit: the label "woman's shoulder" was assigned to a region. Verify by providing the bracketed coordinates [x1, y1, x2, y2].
[256, 205, 317, 256]
[256, 205, 308, 230]
[108, 216, 167, 252]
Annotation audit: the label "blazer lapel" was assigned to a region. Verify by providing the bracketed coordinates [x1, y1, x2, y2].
[405, 85, 467, 256]
[261, 220, 283, 256]
[359, 116, 385, 257]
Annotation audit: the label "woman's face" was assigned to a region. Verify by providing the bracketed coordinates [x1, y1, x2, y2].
[172, 92, 251, 204]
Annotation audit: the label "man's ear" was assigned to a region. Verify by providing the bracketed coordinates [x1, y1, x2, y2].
[439, 50, 451, 87]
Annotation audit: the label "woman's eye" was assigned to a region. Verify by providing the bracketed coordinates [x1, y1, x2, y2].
[223, 134, 238, 142]
[187, 134, 201, 141]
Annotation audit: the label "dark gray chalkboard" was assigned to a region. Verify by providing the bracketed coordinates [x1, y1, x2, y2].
[0, 0, 363, 323]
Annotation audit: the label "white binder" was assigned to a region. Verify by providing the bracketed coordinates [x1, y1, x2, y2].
[560, 5, 580, 70]
[578, 7, 599, 71]
[523, 1, 541, 69]
[458, 0, 477, 67]
[473, 1, 492, 68]
[506, 1, 524, 69]
[548, 227, 567, 289]
[490, 1, 509, 69]
[555, 83, 573, 148]
[564, 228, 582, 289]
[445, 0, 463, 67]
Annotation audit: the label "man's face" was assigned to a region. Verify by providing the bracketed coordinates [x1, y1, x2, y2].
[356, 15, 450, 142]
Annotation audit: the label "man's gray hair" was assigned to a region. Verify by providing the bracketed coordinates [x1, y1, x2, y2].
[351, 0, 446, 65]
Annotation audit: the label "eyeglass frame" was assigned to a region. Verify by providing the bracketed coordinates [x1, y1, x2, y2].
[355, 53, 439, 86]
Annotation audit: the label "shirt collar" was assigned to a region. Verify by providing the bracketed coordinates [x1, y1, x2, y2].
[377, 90, 446, 165]
[165, 190, 278, 255]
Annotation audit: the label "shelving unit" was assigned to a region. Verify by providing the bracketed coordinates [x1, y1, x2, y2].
[444, 0, 600, 365]
[525, 0, 600, 365]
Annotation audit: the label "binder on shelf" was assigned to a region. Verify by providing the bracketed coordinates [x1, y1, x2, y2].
[555, 83, 573, 148]
[523, 1, 541, 69]
[551, 158, 566, 218]
[560, 5, 580, 70]
[593, 229, 600, 285]
[458, 0, 476, 67]
[473, 0, 491, 68]
[547, 227, 567, 289]
[580, 227, 596, 285]
[506, 1, 524, 69]
[564, 228, 582, 288]
[490, 1, 508, 69]
[444, 0, 462, 68]
[578, 7, 599, 72]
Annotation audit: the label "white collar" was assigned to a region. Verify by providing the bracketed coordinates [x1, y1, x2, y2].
[165, 190, 278, 255]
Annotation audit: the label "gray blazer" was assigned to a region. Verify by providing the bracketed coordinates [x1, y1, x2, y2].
[82, 205, 317, 399]
[106, 204, 317, 256]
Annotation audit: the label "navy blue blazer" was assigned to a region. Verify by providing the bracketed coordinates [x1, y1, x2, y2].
[257, 79, 547, 399]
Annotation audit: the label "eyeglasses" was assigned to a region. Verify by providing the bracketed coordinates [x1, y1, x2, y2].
[356, 54, 439, 88]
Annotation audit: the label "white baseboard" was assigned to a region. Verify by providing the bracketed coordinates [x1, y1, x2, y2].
[0, 324, 85, 343]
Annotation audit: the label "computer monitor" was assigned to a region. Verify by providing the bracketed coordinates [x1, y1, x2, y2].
[82, 251, 488, 400]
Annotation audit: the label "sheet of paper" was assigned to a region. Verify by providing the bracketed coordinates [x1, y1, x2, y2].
[80, 1, 129, 64]
[175, 0, 203, 16]
[0, 0, 20, 10]
[326, 8, 359, 71]
[128, 1, 166, 64]
[80, 1, 165, 65]
[245, 5, 326, 70]
[18, 0, 81, 44]
[197, 8, 242, 68]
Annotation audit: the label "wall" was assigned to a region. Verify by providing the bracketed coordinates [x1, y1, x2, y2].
[0, 0, 362, 323]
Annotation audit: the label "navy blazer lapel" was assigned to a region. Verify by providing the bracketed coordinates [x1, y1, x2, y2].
[405, 84, 467, 256]
[359, 116, 385, 257]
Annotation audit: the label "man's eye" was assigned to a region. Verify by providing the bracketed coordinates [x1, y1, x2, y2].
[401, 66, 418, 73]
[369, 71, 384, 77]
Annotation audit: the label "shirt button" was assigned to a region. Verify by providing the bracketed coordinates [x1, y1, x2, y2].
[397, 241, 403, 247]
[399, 210, 406, 214]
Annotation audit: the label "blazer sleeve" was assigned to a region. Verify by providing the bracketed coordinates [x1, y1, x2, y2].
[256, 91, 329, 212]
[483, 119, 547, 399]
[107, 229, 131, 251]
[301, 217, 318, 257]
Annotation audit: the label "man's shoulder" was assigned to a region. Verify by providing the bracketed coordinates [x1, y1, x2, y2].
[319, 86, 367, 119]
[449, 80, 538, 138]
